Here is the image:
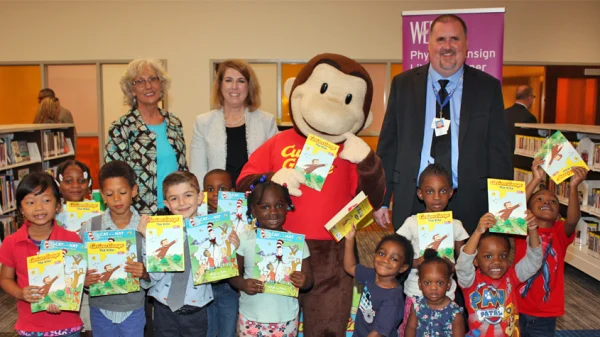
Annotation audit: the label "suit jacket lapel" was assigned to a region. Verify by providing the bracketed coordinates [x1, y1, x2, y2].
[414, 65, 428, 153]
[459, 65, 478, 149]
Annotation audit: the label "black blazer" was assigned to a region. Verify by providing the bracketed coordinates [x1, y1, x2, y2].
[505, 103, 538, 151]
[377, 64, 512, 233]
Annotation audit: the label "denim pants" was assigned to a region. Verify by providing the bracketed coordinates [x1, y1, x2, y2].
[519, 313, 557, 337]
[90, 306, 146, 337]
[206, 281, 239, 337]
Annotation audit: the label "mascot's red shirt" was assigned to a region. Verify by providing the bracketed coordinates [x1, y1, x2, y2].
[238, 129, 358, 240]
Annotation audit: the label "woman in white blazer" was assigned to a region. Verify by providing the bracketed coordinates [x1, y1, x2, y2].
[190, 59, 278, 190]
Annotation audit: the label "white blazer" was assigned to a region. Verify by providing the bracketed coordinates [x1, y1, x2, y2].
[190, 108, 278, 188]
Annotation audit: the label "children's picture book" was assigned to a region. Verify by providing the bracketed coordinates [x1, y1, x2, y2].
[27, 251, 66, 313]
[10, 141, 22, 163]
[416, 211, 455, 262]
[197, 192, 208, 216]
[294, 134, 339, 191]
[40, 241, 87, 311]
[217, 191, 252, 234]
[84, 230, 133, 296]
[535, 131, 589, 184]
[146, 215, 185, 272]
[253, 229, 305, 297]
[186, 212, 239, 284]
[488, 179, 528, 235]
[58, 202, 102, 234]
[324, 191, 374, 242]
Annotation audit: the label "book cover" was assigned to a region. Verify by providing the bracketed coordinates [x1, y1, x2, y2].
[40, 241, 87, 311]
[416, 211, 455, 262]
[60, 202, 102, 234]
[197, 192, 208, 216]
[253, 229, 305, 297]
[146, 215, 185, 272]
[217, 191, 252, 235]
[324, 191, 374, 242]
[27, 251, 66, 313]
[294, 134, 339, 191]
[186, 212, 239, 284]
[18, 140, 30, 161]
[84, 230, 135, 296]
[10, 141, 22, 163]
[535, 131, 589, 184]
[488, 179, 528, 235]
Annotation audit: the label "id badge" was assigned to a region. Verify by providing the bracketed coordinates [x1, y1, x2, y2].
[432, 118, 450, 136]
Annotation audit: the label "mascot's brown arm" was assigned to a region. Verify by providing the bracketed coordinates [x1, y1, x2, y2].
[237, 173, 276, 193]
[356, 151, 385, 209]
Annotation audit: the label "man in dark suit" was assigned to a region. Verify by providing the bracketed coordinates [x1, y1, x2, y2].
[373, 14, 512, 234]
[505, 85, 538, 151]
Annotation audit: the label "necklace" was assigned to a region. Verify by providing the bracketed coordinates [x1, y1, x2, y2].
[224, 113, 245, 126]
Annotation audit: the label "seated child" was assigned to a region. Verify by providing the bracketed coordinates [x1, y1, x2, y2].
[515, 158, 588, 336]
[229, 178, 312, 337]
[344, 227, 413, 337]
[456, 211, 542, 337]
[81, 161, 148, 337]
[203, 169, 238, 337]
[396, 164, 470, 335]
[405, 248, 465, 337]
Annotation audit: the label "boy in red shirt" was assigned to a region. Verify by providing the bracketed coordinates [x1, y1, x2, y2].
[515, 158, 588, 336]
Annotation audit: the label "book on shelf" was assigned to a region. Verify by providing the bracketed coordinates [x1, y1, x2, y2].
[217, 191, 252, 235]
[0, 174, 16, 213]
[416, 211, 455, 262]
[488, 179, 528, 235]
[514, 168, 533, 185]
[43, 131, 72, 158]
[588, 231, 600, 259]
[253, 228, 305, 297]
[0, 216, 17, 241]
[324, 191, 374, 242]
[145, 215, 185, 272]
[0, 138, 7, 167]
[294, 134, 339, 191]
[594, 144, 600, 170]
[84, 229, 138, 296]
[27, 251, 66, 313]
[18, 140, 30, 162]
[40, 240, 87, 311]
[577, 138, 596, 167]
[186, 212, 239, 285]
[27, 142, 41, 162]
[514, 135, 546, 155]
[535, 131, 589, 184]
[10, 141, 22, 163]
[17, 168, 30, 180]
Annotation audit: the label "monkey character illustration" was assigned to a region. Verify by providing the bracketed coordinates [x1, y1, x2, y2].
[303, 158, 326, 174]
[154, 239, 177, 260]
[426, 234, 449, 251]
[39, 275, 59, 297]
[99, 264, 121, 283]
[497, 201, 521, 221]
[548, 143, 564, 167]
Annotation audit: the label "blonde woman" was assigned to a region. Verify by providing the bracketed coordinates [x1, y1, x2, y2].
[105, 58, 187, 215]
[33, 97, 60, 123]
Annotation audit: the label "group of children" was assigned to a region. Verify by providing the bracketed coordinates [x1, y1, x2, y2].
[0, 155, 587, 337]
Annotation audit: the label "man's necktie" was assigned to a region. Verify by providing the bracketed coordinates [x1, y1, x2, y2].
[431, 79, 452, 174]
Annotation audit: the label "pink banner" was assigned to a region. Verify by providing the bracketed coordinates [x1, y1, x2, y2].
[402, 9, 505, 81]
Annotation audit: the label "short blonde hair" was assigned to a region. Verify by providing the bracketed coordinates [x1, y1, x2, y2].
[120, 59, 171, 107]
[211, 59, 261, 112]
[34, 97, 60, 123]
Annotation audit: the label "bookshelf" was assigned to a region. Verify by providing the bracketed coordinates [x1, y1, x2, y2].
[513, 123, 600, 281]
[0, 123, 76, 241]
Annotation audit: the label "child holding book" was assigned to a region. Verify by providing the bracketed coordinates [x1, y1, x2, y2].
[514, 158, 588, 336]
[81, 160, 148, 337]
[203, 169, 238, 337]
[405, 248, 465, 337]
[0, 172, 83, 336]
[396, 164, 470, 336]
[55, 159, 94, 334]
[344, 227, 413, 337]
[229, 178, 313, 336]
[139, 171, 239, 336]
[456, 211, 542, 337]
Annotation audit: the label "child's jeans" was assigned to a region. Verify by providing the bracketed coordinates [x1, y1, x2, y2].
[206, 281, 239, 337]
[519, 313, 557, 337]
[90, 306, 145, 337]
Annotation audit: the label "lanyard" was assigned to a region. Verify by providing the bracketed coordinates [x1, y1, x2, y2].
[430, 73, 464, 119]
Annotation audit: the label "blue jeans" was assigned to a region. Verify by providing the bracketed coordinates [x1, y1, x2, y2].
[206, 281, 239, 337]
[519, 313, 557, 337]
[90, 306, 146, 337]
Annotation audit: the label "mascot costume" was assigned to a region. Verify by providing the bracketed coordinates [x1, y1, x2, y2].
[237, 53, 385, 336]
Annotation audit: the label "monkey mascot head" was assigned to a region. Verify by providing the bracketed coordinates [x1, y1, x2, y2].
[284, 53, 374, 144]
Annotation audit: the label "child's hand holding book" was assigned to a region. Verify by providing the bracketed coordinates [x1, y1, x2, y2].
[84, 268, 100, 287]
[20, 285, 41, 303]
[531, 157, 546, 183]
[137, 215, 150, 238]
[290, 271, 310, 289]
[242, 278, 264, 295]
[476, 213, 497, 234]
[569, 166, 588, 188]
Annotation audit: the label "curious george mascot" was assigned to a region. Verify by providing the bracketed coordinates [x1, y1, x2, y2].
[237, 53, 385, 336]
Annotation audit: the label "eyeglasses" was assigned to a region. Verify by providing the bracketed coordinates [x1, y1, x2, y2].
[132, 76, 160, 88]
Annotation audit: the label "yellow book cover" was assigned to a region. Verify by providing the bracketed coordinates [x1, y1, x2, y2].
[57, 201, 102, 234]
[146, 215, 185, 272]
[27, 251, 66, 313]
[295, 134, 340, 191]
[535, 131, 589, 184]
[416, 211, 455, 262]
[85, 241, 128, 296]
[325, 191, 374, 242]
[488, 179, 527, 235]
